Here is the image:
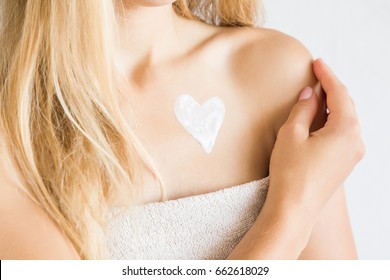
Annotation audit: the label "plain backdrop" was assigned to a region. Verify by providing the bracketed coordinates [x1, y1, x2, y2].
[262, 0, 390, 259]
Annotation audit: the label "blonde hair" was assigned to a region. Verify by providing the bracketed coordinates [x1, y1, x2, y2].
[174, 0, 262, 26]
[0, 0, 262, 259]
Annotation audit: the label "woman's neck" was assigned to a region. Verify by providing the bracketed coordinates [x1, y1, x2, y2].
[116, 3, 183, 70]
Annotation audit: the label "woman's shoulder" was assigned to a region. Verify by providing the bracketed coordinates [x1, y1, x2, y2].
[225, 27, 314, 79]
[211, 26, 318, 133]
[204, 26, 314, 77]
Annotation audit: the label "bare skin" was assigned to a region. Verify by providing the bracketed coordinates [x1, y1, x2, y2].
[116, 3, 318, 204]
[228, 59, 364, 259]
[0, 2, 363, 259]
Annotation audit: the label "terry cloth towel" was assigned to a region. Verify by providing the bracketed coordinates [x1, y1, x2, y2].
[106, 177, 269, 260]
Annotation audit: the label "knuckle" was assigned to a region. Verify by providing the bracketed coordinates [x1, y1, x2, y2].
[356, 140, 366, 161]
[341, 116, 360, 135]
[336, 117, 365, 162]
[298, 101, 313, 112]
[349, 137, 365, 163]
[349, 118, 361, 135]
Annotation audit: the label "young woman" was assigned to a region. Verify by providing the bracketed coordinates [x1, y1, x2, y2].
[0, 0, 364, 259]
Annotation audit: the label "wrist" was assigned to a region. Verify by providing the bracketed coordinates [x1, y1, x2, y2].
[265, 179, 320, 226]
[257, 196, 315, 254]
[227, 195, 316, 260]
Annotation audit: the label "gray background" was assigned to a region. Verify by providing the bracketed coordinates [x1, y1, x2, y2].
[263, 0, 390, 259]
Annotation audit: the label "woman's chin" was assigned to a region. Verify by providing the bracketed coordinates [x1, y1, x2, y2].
[125, 0, 176, 8]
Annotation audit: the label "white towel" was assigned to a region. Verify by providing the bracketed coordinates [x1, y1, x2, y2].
[106, 177, 269, 260]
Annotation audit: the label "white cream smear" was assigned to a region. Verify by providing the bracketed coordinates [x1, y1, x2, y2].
[174, 94, 225, 154]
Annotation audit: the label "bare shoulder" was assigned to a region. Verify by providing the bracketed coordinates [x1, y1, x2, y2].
[0, 138, 78, 259]
[215, 27, 318, 133]
[232, 28, 314, 84]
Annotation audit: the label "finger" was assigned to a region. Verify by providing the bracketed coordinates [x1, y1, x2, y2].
[350, 96, 358, 115]
[284, 87, 319, 138]
[313, 58, 354, 117]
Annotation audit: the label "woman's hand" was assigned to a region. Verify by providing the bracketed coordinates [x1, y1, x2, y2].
[228, 58, 365, 259]
[267, 58, 365, 222]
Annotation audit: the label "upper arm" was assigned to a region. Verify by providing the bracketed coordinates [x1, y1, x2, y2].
[230, 28, 323, 137]
[230, 28, 354, 259]
[298, 186, 357, 259]
[0, 147, 79, 259]
[240, 31, 357, 259]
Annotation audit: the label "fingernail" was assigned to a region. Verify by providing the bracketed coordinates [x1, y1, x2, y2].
[299, 87, 313, 100]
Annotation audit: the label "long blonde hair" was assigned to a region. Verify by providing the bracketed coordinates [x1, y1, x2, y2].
[0, 0, 262, 259]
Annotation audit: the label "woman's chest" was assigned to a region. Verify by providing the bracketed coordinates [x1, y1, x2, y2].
[119, 63, 274, 204]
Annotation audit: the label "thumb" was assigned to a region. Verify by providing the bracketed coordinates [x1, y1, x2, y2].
[284, 87, 319, 138]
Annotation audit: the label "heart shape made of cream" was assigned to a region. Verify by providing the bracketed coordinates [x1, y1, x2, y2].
[174, 94, 225, 154]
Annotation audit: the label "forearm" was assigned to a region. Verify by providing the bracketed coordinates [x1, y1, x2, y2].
[227, 199, 314, 260]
